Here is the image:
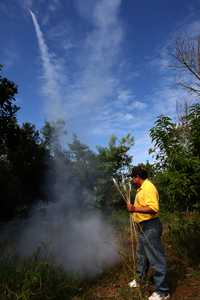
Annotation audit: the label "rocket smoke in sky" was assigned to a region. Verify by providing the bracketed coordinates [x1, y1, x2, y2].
[11, 9, 120, 277]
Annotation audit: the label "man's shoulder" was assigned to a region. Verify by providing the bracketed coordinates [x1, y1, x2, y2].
[144, 179, 158, 192]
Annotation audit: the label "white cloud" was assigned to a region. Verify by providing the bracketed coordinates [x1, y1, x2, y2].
[117, 89, 133, 102]
[123, 113, 134, 121]
[128, 101, 147, 110]
[60, 0, 125, 126]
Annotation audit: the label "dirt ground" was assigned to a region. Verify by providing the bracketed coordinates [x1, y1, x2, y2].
[72, 227, 200, 300]
[72, 262, 200, 299]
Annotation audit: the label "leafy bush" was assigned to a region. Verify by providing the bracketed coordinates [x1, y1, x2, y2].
[169, 214, 200, 265]
[154, 156, 200, 211]
[150, 105, 200, 212]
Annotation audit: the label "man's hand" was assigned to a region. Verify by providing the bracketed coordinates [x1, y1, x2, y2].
[127, 203, 136, 212]
[127, 203, 157, 215]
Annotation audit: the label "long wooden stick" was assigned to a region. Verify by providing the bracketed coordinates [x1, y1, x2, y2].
[112, 178, 127, 203]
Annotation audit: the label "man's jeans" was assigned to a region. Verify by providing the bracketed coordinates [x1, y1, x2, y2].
[136, 218, 169, 295]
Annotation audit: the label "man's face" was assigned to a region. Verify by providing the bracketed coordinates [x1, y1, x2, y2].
[132, 175, 141, 188]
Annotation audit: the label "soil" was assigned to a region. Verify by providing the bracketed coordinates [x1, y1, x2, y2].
[72, 227, 200, 300]
[73, 264, 200, 299]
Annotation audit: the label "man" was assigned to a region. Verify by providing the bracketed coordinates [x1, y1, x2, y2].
[127, 166, 170, 300]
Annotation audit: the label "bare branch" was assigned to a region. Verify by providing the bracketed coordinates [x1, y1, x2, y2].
[172, 35, 200, 97]
[178, 81, 200, 96]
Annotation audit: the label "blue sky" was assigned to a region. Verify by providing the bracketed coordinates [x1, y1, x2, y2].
[1, 0, 200, 163]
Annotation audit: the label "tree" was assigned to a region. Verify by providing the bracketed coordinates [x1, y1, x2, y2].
[97, 134, 134, 176]
[68, 135, 98, 191]
[0, 67, 48, 220]
[41, 119, 67, 156]
[149, 105, 200, 211]
[95, 134, 134, 209]
[172, 35, 200, 97]
[0, 67, 19, 156]
[186, 103, 200, 157]
[0, 66, 19, 119]
[149, 115, 177, 169]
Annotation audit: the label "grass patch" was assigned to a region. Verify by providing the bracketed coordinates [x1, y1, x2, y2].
[0, 249, 82, 300]
[1, 212, 200, 299]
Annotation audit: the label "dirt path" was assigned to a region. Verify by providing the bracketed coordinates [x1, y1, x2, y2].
[73, 262, 200, 299]
[72, 231, 200, 300]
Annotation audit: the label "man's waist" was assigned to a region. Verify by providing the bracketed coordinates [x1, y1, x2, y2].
[133, 212, 159, 224]
[138, 217, 160, 228]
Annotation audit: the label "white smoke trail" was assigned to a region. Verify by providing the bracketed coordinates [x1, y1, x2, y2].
[29, 10, 63, 121]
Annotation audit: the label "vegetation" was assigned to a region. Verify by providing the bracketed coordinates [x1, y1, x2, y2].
[1, 33, 200, 299]
[169, 213, 200, 265]
[1, 212, 199, 300]
[0, 250, 82, 300]
[149, 104, 200, 212]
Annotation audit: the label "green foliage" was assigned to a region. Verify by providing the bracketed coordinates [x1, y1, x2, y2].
[0, 67, 19, 156]
[154, 157, 200, 211]
[97, 134, 134, 176]
[95, 134, 134, 209]
[149, 115, 179, 169]
[169, 214, 200, 265]
[0, 68, 19, 119]
[186, 103, 200, 157]
[0, 121, 48, 220]
[41, 119, 67, 155]
[150, 104, 200, 212]
[0, 253, 81, 300]
[68, 135, 98, 191]
[0, 69, 48, 221]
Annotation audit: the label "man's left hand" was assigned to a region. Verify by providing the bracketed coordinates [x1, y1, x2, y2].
[127, 203, 135, 212]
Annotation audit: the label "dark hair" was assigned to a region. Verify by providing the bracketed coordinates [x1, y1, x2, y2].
[131, 166, 148, 180]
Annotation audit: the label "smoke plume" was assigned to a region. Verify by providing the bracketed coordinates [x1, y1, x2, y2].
[12, 7, 121, 277]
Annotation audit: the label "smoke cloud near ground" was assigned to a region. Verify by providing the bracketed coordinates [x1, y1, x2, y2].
[17, 207, 119, 276]
[14, 154, 119, 276]
[0, 152, 120, 277]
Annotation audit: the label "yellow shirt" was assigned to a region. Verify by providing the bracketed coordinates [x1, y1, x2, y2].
[132, 179, 159, 224]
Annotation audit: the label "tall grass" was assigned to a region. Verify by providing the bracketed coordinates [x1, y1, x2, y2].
[0, 246, 82, 300]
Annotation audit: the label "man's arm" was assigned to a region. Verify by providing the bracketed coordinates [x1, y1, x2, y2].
[127, 203, 157, 215]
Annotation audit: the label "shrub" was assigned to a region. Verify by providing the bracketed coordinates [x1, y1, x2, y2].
[0, 251, 81, 300]
[169, 214, 200, 266]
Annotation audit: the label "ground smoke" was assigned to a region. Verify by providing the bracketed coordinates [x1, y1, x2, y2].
[16, 153, 119, 277]
[17, 205, 119, 277]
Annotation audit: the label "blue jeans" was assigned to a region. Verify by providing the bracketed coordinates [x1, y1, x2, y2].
[136, 218, 169, 295]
